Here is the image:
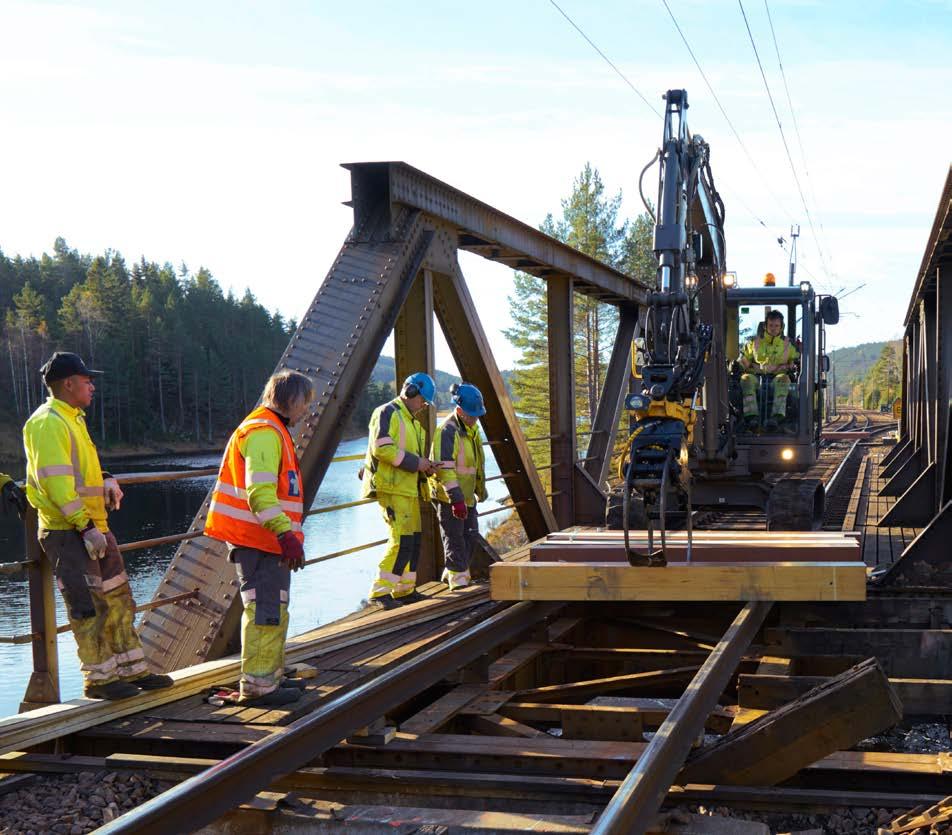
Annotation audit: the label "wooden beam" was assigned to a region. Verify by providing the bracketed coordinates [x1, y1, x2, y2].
[499, 700, 732, 735]
[514, 667, 701, 703]
[681, 658, 903, 786]
[739, 673, 952, 716]
[399, 685, 487, 735]
[491, 562, 867, 602]
[463, 713, 549, 738]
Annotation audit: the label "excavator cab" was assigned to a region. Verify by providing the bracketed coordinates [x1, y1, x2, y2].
[723, 283, 831, 474]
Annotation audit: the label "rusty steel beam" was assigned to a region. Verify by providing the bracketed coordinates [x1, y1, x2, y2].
[344, 162, 647, 305]
[584, 304, 638, 488]
[591, 601, 772, 835]
[99, 601, 561, 835]
[139, 209, 434, 672]
[433, 261, 556, 540]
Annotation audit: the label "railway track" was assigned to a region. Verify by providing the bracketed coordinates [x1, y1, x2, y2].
[0, 413, 934, 835]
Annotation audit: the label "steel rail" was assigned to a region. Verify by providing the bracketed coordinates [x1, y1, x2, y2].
[591, 600, 772, 835]
[98, 599, 561, 834]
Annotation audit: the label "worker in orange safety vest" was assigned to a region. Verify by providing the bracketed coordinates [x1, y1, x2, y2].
[205, 370, 314, 707]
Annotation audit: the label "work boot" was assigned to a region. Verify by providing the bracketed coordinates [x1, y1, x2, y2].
[363, 596, 402, 611]
[85, 680, 142, 700]
[132, 673, 174, 690]
[743, 415, 759, 432]
[239, 686, 301, 707]
[764, 418, 780, 432]
[280, 676, 307, 690]
[395, 590, 427, 605]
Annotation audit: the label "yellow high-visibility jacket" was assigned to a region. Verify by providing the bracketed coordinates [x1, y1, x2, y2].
[361, 398, 429, 500]
[23, 397, 108, 532]
[239, 425, 294, 535]
[740, 333, 799, 370]
[430, 412, 487, 507]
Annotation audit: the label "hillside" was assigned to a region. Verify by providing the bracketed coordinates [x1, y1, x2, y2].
[829, 340, 902, 387]
[370, 356, 514, 402]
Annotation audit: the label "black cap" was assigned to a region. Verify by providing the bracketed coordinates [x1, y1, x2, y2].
[39, 352, 103, 384]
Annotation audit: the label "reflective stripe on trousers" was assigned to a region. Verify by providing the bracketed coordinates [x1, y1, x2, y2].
[370, 493, 422, 599]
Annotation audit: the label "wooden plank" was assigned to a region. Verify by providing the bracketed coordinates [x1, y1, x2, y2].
[491, 562, 867, 602]
[329, 732, 648, 779]
[681, 658, 904, 786]
[498, 701, 732, 735]
[400, 685, 487, 735]
[740, 673, 952, 716]
[531, 539, 861, 563]
[463, 713, 549, 738]
[514, 667, 700, 704]
[0, 588, 497, 754]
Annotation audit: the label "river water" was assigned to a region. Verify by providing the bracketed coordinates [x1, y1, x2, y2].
[0, 437, 507, 717]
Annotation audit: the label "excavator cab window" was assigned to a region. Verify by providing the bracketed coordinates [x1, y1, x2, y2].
[729, 303, 801, 436]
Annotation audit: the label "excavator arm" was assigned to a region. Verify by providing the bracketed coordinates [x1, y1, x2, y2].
[620, 89, 727, 565]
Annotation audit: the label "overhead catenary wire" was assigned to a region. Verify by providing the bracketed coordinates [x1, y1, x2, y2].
[547, 0, 663, 120]
[659, 0, 795, 229]
[762, 0, 835, 277]
[737, 0, 832, 283]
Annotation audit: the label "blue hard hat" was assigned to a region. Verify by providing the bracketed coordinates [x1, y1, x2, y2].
[403, 372, 436, 404]
[451, 383, 486, 418]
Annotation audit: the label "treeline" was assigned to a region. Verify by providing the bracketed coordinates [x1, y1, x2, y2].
[504, 163, 654, 466]
[1, 237, 297, 447]
[852, 343, 902, 411]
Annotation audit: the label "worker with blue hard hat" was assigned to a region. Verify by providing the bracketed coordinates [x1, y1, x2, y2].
[361, 372, 437, 604]
[430, 382, 488, 590]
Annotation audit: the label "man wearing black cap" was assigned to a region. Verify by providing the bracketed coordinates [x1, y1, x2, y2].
[22, 352, 173, 700]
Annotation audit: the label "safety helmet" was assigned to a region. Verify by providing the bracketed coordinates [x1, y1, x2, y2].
[451, 383, 486, 418]
[402, 372, 436, 405]
[764, 272, 777, 286]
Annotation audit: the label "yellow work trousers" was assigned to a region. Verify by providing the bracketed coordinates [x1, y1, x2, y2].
[370, 492, 422, 599]
[39, 529, 149, 689]
[231, 547, 291, 699]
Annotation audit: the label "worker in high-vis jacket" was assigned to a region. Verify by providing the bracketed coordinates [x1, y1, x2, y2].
[361, 372, 437, 604]
[23, 352, 174, 700]
[205, 370, 313, 707]
[739, 309, 799, 431]
[430, 383, 488, 590]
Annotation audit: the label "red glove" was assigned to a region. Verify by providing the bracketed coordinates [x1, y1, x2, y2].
[278, 532, 305, 571]
[451, 501, 468, 520]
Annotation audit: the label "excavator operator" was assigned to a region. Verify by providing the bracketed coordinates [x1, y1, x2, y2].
[738, 308, 799, 432]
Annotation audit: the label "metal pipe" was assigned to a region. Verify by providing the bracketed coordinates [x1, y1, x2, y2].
[303, 538, 387, 566]
[477, 502, 527, 517]
[305, 498, 374, 517]
[591, 601, 772, 835]
[118, 531, 200, 553]
[98, 600, 560, 835]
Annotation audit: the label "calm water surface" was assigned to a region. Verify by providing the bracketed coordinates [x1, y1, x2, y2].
[0, 437, 507, 716]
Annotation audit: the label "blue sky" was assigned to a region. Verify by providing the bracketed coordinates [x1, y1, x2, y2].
[1, 0, 949, 370]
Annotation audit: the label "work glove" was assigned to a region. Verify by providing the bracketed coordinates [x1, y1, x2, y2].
[103, 475, 123, 511]
[278, 531, 305, 572]
[81, 521, 108, 561]
[0, 477, 27, 519]
[451, 500, 468, 520]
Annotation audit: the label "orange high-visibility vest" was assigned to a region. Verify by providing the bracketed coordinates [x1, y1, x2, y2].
[204, 406, 304, 555]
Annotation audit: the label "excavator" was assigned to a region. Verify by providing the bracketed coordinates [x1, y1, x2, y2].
[607, 90, 840, 565]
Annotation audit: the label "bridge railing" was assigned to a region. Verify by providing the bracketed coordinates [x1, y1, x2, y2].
[10, 448, 429, 708]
